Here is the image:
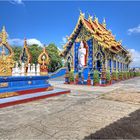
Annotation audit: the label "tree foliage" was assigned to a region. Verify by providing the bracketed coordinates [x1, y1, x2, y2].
[12, 46, 22, 62]
[46, 43, 62, 72]
[28, 44, 42, 64]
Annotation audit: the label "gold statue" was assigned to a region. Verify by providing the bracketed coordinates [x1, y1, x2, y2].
[0, 26, 15, 76]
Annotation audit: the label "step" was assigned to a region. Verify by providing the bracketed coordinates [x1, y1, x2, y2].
[0, 88, 70, 108]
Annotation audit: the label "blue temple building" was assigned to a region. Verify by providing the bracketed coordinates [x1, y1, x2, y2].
[60, 12, 131, 75]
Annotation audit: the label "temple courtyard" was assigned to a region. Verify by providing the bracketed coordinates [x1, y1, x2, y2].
[0, 77, 140, 139]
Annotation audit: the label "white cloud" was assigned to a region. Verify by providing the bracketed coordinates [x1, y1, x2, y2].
[8, 38, 24, 46]
[8, 38, 43, 47]
[60, 36, 67, 46]
[27, 38, 43, 47]
[128, 25, 140, 35]
[9, 0, 24, 5]
[129, 49, 140, 67]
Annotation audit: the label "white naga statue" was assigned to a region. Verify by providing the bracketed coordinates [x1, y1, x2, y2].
[27, 63, 31, 76]
[15, 62, 20, 76]
[36, 64, 40, 76]
[78, 41, 86, 66]
[21, 63, 25, 76]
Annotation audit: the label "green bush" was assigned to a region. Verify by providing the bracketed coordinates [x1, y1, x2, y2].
[94, 70, 100, 84]
[106, 71, 111, 83]
[130, 71, 134, 77]
[119, 72, 123, 80]
[127, 72, 130, 78]
[69, 71, 74, 82]
[134, 72, 140, 76]
[112, 71, 118, 80]
[123, 72, 127, 79]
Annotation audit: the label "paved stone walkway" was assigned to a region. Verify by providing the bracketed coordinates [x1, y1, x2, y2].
[0, 77, 140, 139]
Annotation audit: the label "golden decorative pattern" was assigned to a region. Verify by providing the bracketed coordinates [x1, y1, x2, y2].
[0, 82, 8, 88]
[0, 92, 18, 99]
[0, 26, 15, 76]
[38, 47, 50, 65]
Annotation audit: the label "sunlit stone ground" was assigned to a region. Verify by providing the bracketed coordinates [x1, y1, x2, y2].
[0, 77, 140, 139]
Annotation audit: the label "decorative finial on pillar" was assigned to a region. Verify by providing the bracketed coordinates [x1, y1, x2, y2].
[102, 18, 106, 28]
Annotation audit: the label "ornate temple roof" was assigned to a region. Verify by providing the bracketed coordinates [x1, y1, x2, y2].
[61, 12, 129, 57]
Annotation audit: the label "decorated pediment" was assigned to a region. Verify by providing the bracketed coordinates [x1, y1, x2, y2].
[76, 27, 92, 42]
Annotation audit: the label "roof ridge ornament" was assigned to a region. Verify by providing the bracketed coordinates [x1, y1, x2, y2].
[118, 40, 122, 44]
[102, 18, 106, 28]
[94, 15, 98, 23]
[79, 10, 85, 18]
[88, 14, 93, 21]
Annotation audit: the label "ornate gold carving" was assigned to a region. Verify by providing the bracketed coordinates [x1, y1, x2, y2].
[0, 92, 18, 98]
[38, 47, 49, 65]
[0, 82, 8, 88]
[0, 26, 15, 76]
[38, 47, 50, 75]
[76, 27, 92, 42]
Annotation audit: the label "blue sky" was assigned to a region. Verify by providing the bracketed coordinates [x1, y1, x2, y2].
[0, 0, 140, 67]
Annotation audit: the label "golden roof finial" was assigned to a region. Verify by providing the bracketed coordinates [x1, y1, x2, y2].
[79, 10, 85, 17]
[119, 40, 122, 44]
[88, 14, 93, 21]
[2, 26, 6, 32]
[102, 18, 106, 28]
[94, 15, 98, 23]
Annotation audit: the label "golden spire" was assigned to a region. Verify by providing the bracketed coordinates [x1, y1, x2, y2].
[24, 38, 27, 47]
[20, 38, 31, 65]
[102, 18, 106, 28]
[1, 26, 8, 44]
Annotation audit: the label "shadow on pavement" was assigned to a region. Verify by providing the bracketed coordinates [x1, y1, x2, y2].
[84, 109, 140, 139]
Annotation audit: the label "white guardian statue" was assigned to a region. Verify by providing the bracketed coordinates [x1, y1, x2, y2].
[78, 41, 86, 66]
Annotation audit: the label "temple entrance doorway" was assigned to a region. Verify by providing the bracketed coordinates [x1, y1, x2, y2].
[96, 60, 102, 72]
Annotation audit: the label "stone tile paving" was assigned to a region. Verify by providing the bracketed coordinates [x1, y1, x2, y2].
[0, 77, 140, 139]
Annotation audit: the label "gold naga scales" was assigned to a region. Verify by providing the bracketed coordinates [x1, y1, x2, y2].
[0, 26, 15, 76]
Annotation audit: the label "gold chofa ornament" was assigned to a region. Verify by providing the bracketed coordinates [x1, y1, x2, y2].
[0, 26, 15, 76]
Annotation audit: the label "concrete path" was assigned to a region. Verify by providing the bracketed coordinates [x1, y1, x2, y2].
[0, 77, 140, 139]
